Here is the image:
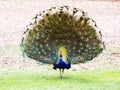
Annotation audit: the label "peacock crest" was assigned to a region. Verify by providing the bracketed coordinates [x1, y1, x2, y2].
[21, 6, 104, 65]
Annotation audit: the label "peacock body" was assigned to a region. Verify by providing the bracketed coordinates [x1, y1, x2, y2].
[21, 6, 104, 78]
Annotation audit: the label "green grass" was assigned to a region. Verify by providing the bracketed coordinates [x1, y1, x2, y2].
[0, 68, 120, 90]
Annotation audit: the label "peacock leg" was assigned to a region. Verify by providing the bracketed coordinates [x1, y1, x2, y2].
[59, 69, 62, 79]
[61, 69, 64, 79]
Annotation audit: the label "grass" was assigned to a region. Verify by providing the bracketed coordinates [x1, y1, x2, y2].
[0, 68, 120, 90]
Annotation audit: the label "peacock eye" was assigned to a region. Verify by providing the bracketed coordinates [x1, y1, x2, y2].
[43, 11, 45, 13]
[46, 13, 49, 17]
[80, 17, 83, 21]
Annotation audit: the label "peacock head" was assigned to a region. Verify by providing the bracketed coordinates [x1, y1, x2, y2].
[60, 51, 63, 59]
[60, 54, 62, 58]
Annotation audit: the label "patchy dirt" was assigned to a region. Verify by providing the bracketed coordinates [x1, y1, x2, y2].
[0, 0, 120, 71]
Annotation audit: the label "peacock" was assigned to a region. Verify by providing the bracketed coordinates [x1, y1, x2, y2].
[20, 6, 105, 79]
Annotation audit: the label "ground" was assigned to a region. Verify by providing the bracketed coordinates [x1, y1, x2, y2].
[0, 0, 120, 90]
